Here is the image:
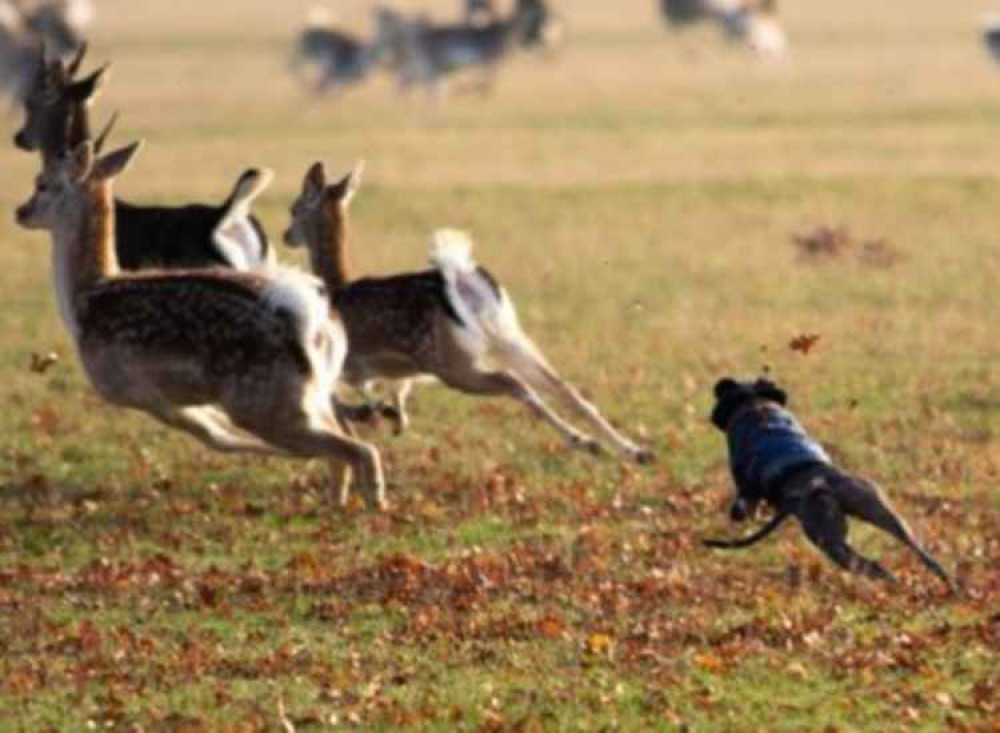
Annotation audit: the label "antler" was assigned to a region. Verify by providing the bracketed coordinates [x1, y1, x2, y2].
[93, 110, 120, 154]
[66, 41, 89, 78]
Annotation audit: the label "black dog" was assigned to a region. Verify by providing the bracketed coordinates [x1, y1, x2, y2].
[705, 377, 954, 588]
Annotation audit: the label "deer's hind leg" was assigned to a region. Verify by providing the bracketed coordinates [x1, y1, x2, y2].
[390, 379, 414, 435]
[243, 403, 385, 509]
[149, 405, 287, 456]
[436, 361, 602, 457]
[517, 357, 654, 464]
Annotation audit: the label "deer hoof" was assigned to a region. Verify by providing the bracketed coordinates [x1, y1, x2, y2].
[635, 448, 657, 466]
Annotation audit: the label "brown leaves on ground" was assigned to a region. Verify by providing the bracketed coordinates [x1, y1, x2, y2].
[789, 333, 822, 355]
[793, 225, 904, 268]
[28, 351, 59, 374]
[1, 445, 998, 730]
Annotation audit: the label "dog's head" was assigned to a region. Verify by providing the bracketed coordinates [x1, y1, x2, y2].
[710, 377, 788, 432]
[711, 377, 789, 522]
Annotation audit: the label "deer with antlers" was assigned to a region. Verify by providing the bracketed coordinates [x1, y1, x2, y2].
[14, 47, 274, 271]
[15, 132, 387, 508]
[284, 160, 654, 464]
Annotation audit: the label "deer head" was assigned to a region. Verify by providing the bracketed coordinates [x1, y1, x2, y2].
[16, 137, 142, 232]
[284, 160, 363, 249]
[13, 43, 107, 161]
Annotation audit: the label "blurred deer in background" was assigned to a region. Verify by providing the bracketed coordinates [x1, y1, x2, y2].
[0, 0, 41, 104]
[285, 160, 655, 465]
[372, 0, 559, 99]
[464, 0, 497, 26]
[660, 0, 787, 61]
[0, 0, 91, 62]
[291, 7, 380, 97]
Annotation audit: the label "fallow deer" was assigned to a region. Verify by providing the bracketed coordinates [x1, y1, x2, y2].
[372, 0, 539, 98]
[291, 8, 379, 97]
[0, 1, 41, 105]
[15, 0, 90, 58]
[660, 0, 787, 61]
[15, 137, 387, 508]
[464, 0, 497, 26]
[14, 49, 274, 271]
[284, 160, 655, 465]
[984, 14, 1000, 63]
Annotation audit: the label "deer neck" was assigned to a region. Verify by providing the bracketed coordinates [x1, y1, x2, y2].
[307, 200, 352, 292]
[50, 183, 119, 338]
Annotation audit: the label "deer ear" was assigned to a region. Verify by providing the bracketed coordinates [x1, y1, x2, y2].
[91, 140, 143, 181]
[328, 160, 364, 207]
[68, 64, 109, 103]
[303, 161, 326, 199]
[66, 42, 88, 78]
[67, 140, 94, 182]
[345, 160, 364, 201]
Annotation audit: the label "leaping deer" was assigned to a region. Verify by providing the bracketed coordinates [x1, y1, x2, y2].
[291, 8, 380, 97]
[14, 47, 274, 271]
[372, 1, 538, 99]
[15, 136, 387, 508]
[284, 160, 655, 465]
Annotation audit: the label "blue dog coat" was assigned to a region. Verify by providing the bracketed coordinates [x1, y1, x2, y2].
[728, 406, 831, 502]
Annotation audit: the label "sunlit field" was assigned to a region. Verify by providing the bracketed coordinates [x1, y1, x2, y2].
[1, 0, 999, 729]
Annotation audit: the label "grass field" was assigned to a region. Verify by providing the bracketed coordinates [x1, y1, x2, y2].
[1, 0, 999, 729]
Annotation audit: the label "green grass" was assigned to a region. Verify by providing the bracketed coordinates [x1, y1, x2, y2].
[1, 0, 999, 729]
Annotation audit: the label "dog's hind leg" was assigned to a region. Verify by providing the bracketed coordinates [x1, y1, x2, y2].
[836, 475, 955, 588]
[799, 490, 897, 582]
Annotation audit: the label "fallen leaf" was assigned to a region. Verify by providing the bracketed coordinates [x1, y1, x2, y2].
[789, 334, 821, 355]
[29, 351, 59, 374]
[586, 633, 614, 657]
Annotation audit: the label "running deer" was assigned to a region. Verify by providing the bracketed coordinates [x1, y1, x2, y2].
[372, 0, 538, 98]
[15, 0, 90, 58]
[15, 137, 387, 508]
[284, 161, 655, 464]
[291, 8, 379, 97]
[0, 1, 41, 105]
[660, 0, 787, 60]
[14, 49, 274, 271]
[464, 0, 497, 26]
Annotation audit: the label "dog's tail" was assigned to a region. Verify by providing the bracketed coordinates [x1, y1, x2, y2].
[703, 511, 791, 549]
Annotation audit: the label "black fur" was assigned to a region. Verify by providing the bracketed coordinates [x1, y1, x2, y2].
[710, 376, 786, 430]
[114, 199, 268, 271]
[705, 376, 955, 588]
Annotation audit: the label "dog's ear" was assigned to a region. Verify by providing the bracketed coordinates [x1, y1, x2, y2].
[711, 378, 754, 431]
[753, 378, 788, 406]
[714, 378, 741, 399]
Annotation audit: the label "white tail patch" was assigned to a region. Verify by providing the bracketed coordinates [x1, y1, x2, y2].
[747, 16, 788, 61]
[260, 266, 329, 351]
[306, 5, 335, 27]
[213, 168, 274, 270]
[65, 0, 96, 29]
[429, 229, 547, 376]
